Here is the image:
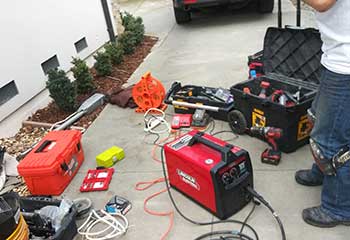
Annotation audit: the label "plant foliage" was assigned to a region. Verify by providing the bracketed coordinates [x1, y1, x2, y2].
[94, 52, 112, 76]
[105, 43, 124, 65]
[121, 12, 145, 45]
[71, 57, 95, 94]
[117, 31, 137, 55]
[46, 69, 76, 112]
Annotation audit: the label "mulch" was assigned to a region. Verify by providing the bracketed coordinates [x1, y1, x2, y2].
[27, 35, 158, 129]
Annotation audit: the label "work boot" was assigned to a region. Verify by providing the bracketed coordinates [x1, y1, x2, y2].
[302, 206, 350, 228]
[295, 169, 323, 186]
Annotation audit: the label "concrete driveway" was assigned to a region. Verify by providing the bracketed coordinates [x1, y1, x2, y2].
[65, 0, 348, 239]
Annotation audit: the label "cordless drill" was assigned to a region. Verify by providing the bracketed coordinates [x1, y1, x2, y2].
[250, 126, 283, 165]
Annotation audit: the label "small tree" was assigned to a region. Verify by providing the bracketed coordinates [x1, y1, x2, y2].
[105, 43, 124, 65]
[94, 52, 112, 76]
[121, 12, 145, 45]
[118, 31, 137, 55]
[121, 12, 134, 27]
[46, 69, 76, 112]
[71, 57, 95, 94]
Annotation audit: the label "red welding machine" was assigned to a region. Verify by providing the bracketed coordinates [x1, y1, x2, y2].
[164, 130, 253, 219]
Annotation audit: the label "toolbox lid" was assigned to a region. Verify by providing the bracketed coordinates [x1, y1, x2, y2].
[263, 27, 323, 85]
[18, 130, 82, 176]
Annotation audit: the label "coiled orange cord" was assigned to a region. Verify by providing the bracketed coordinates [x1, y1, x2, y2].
[135, 178, 174, 240]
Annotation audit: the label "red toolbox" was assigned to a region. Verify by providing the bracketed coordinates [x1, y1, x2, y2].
[17, 130, 84, 195]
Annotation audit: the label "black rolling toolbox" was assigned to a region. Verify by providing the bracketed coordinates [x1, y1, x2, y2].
[20, 196, 78, 240]
[165, 82, 235, 121]
[230, 0, 323, 153]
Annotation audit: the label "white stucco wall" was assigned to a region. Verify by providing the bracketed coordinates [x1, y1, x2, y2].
[0, 0, 115, 123]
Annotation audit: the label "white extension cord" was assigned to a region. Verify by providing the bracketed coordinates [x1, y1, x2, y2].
[78, 209, 129, 240]
[143, 108, 170, 134]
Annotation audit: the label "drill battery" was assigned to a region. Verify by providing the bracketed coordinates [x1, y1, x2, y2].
[164, 130, 253, 219]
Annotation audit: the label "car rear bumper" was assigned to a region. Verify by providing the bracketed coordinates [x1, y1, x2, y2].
[174, 0, 250, 8]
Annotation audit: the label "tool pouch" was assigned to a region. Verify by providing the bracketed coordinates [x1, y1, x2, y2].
[332, 147, 350, 170]
[310, 138, 335, 176]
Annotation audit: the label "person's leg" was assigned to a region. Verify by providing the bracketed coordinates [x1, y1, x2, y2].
[295, 69, 325, 186]
[303, 68, 350, 226]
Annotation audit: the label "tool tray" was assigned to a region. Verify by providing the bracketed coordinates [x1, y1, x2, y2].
[230, 26, 323, 152]
[165, 82, 235, 121]
[20, 196, 77, 240]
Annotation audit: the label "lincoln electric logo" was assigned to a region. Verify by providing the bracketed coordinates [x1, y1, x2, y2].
[177, 169, 200, 190]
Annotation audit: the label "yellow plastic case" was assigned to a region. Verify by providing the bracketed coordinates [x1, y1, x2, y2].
[96, 146, 125, 168]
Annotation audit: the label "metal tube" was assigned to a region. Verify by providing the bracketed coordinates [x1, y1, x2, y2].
[101, 0, 116, 43]
[171, 101, 220, 112]
[297, 0, 301, 26]
[278, 0, 282, 28]
[55, 111, 86, 131]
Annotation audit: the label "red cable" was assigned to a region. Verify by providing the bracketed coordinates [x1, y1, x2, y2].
[135, 178, 174, 240]
[136, 131, 187, 239]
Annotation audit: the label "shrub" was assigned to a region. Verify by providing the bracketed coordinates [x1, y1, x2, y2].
[121, 12, 145, 45]
[118, 31, 137, 55]
[105, 43, 124, 65]
[94, 52, 112, 76]
[121, 12, 134, 28]
[46, 69, 76, 112]
[71, 57, 95, 94]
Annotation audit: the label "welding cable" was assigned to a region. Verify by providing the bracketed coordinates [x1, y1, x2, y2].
[239, 200, 259, 235]
[245, 186, 286, 240]
[159, 147, 259, 240]
[194, 230, 254, 240]
[73, 197, 93, 219]
[78, 209, 128, 240]
[135, 178, 174, 240]
[151, 134, 179, 163]
[211, 130, 239, 142]
[144, 108, 171, 134]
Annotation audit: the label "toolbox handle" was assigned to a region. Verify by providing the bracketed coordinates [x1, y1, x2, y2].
[278, 0, 301, 28]
[164, 82, 182, 104]
[188, 132, 237, 164]
[261, 99, 270, 107]
[35, 140, 54, 153]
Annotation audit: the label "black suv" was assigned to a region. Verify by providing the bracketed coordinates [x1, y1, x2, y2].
[173, 0, 274, 23]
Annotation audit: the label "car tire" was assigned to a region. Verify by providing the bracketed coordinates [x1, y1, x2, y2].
[257, 0, 274, 13]
[174, 7, 191, 24]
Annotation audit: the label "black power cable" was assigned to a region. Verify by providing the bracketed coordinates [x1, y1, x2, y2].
[160, 147, 260, 240]
[245, 186, 286, 240]
[240, 200, 259, 234]
[194, 230, 254, 240]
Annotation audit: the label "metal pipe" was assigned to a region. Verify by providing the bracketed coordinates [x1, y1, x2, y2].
[278, 0, 282, 28]
[55, 111, 86, 131]
[171, 100, 220, 112]
[297, 0, 301, 26]
[101, 0, 116, 43]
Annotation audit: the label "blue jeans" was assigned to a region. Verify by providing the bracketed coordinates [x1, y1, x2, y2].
[309, 67, 350, 220]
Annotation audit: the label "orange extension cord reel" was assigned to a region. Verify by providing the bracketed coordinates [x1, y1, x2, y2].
[132, 72, 167, 113]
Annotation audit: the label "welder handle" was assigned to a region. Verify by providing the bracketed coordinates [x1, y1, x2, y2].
[188, 133, 236, 164]
[35, 140, 53, 153]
